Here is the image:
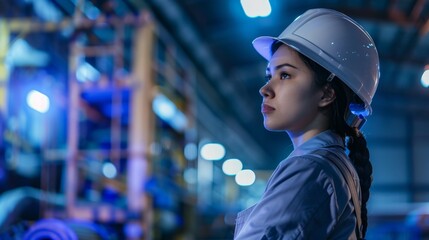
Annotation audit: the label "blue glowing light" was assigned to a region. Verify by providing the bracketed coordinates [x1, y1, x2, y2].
[85, 5, 101, 20]
[6, 39, 49, 67]
[184, 168, 197, 184]
[184, 143, 198, 160]
[240, 0, 272, 18]
[27, 90, 50, 113]
[102, 162, 117, 179]
[31, 0, 63, 22]
[76, 62, 100, 82]
[421, 69, 429, 88]
[152, 94, 188, 132]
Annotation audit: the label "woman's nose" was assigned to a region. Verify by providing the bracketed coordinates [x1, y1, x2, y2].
[259, 83, 273, 98]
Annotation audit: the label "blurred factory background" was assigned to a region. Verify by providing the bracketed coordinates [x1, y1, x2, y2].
[0, 0, 428, 239]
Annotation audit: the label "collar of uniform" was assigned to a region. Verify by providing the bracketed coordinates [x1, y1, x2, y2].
[288, 130, 345, 158]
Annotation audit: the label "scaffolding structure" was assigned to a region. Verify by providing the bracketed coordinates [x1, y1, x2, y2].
[64, 2, 198, 239]
[3, 1, 198, 239]
[65, 8, 154, 240]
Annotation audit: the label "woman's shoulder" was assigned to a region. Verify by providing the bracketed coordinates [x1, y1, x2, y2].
[273, 151, 348, 188]
[279, 152, 341, 171]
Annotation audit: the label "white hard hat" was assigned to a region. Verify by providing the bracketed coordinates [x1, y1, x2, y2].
[253, 8, 380, 117]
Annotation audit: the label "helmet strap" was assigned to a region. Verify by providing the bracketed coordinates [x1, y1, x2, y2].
[345, 109, 366, 129]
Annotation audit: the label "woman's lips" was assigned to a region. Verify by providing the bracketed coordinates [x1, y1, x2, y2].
[261, 104, 275, 113]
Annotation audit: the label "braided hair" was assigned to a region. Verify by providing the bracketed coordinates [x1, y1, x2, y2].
[271, 41, 373, 237]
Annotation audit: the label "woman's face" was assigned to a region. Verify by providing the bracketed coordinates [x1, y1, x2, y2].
[259, 44, 323, 133]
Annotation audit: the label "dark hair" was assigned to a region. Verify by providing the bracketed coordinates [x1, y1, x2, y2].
[271, 41, 373, 237]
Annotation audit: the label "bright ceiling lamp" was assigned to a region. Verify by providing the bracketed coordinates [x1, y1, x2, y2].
[235, 169, 256, 186]
[222, 158, 243, 175]
[421, 67, 429, 88]
[200, 143, 225, 160]
[240, 0, 272, 18]
[27, 90, 50, 113]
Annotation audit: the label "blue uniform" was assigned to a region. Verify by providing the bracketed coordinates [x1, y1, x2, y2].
[234, 130, 361, 239]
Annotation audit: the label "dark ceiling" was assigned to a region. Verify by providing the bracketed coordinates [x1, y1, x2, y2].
[2, 0, 429, 170]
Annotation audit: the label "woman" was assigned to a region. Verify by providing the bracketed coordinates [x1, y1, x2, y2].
[234, 9, 379, 239]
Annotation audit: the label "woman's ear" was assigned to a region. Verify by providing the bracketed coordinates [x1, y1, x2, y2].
[319, 85, 336, 107]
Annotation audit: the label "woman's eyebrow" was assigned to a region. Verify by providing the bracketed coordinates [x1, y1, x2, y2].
[266, 63, 298, 72]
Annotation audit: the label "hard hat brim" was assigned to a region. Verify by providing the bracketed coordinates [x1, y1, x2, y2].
[252, 36, 280, 61]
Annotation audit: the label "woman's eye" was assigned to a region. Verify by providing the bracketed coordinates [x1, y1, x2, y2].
[280, 72, 290, 80]
[264, 74, 272, 82]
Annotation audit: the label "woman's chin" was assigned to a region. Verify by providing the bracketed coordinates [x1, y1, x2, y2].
[263, 123, 284, 132]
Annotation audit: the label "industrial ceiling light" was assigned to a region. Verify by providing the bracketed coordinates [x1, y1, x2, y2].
[200, 143, 225, 160]
[222, 158, 243, 175]
[235, 169, 256, 186]
[240, 0, 272, 18]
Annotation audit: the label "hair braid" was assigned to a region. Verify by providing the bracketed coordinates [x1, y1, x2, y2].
[332, 79, 373, 238]
[346, 127, 372, 237]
